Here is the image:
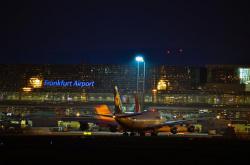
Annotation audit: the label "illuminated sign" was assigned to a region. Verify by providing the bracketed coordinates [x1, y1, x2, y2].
[44, 80, 95, 88]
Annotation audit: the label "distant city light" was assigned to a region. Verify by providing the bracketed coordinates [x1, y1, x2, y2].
[29, 77, 43, 88]
[135, 56, 144, 62]
[22, 87, 32, 92]
[157, 80, 167, 90]
[152, 89, 157, 93]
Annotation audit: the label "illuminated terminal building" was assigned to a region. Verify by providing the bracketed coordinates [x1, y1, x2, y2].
[0, 64, 250, 106]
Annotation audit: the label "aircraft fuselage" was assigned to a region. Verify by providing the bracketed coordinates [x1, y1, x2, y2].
[115, 115, 165, 131]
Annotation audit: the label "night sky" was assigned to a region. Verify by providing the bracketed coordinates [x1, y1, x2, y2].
[2, 0, 250, 65]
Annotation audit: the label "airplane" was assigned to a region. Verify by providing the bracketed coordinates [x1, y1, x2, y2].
[56, 86, 195, 135]
[96, 86, 195, 136]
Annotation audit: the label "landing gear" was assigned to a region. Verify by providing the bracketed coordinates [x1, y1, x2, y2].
[151, 132, 158, 136]
[187, 125, 195, 133]
[80, 122, 89, 131]
[170, 127, 178, 134]
[123, 132, 129, 136]
[130, 132, 136, 136]
[139, 132, 145, 136]
[109, 126, 118, 132]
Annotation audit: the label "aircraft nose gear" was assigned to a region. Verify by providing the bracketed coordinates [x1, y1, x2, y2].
[139, 132, 145, 136]
[130, 132, 135, 136]
[170, 127, 178, 134]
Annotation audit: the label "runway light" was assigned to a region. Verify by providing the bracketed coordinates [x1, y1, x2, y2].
[83, 132, 92, 136]
[135, 56, 144, 62]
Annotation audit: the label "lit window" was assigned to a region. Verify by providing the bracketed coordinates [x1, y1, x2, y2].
[157, 80, 167, 90]
[29, 77, 43, 88]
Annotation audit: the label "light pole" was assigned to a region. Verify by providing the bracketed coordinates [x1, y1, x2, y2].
[143, 60, 145, 94]
[137, 59, 139, 94]
[135, 56, 145, 110]
[135, 56, 145, 93]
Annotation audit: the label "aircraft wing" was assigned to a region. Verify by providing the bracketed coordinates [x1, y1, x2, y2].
[162, 120, 194, 126]
[116, 112, 143, 118]
[95, 114, 113, 118]
[95, 112, 143, 118]
[60, 112, 144, 120]
[146, 119, 194, 130]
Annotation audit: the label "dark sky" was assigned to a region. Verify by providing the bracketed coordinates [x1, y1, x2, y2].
[2, 0, 250, 64]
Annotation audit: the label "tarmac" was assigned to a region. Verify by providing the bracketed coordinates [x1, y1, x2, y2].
[0, 131, 249, 165]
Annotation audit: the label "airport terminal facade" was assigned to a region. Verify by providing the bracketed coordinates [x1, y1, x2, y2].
[0, 64, 250, 106]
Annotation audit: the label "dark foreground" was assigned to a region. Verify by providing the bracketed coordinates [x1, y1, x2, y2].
[0, 135, 249, 165]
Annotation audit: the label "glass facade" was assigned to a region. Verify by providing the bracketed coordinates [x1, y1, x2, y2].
[1, 91, 250, 105]
[0, 64, 250, 106]
[239, 68, 250, 84]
